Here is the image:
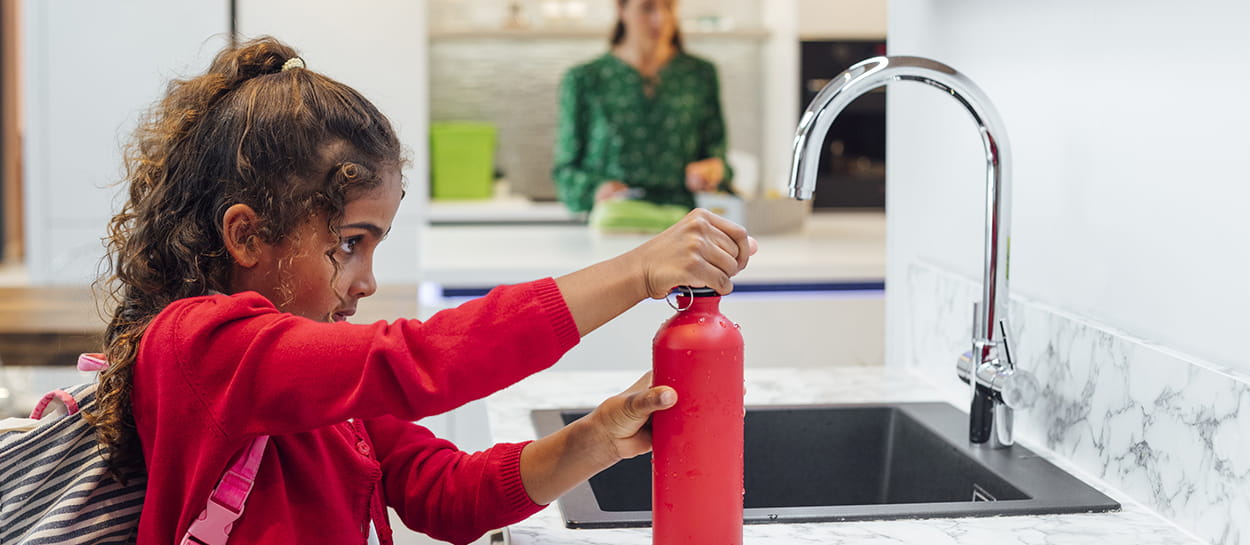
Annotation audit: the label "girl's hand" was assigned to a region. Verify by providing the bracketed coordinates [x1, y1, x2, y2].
[582, 372, 677, 461]
[518, 373, 676, 505]
[684, 157, 726, 193]
[629, 208, 757, 299]
[554, 208, 755, 336]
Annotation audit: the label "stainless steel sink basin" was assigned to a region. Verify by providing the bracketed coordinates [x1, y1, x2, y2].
[531, 403, 1119, 528]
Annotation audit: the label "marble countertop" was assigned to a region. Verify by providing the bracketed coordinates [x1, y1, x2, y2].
[485, 367, 1204, 544]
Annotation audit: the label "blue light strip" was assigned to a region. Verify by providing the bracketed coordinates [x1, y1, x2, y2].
[441, 281, 885, 298]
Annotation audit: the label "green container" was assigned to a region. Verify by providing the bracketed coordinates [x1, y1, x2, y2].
[430, 122, 497, 200]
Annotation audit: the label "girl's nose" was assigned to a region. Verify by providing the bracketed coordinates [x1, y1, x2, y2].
[353, 267, 378, 299]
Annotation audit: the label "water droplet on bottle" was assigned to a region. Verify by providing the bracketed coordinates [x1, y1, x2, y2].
[698, 317, 706, 324]
[734, 322, 741, 329]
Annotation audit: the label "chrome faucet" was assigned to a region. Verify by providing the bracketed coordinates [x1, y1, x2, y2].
[787, 56, 1035, 448]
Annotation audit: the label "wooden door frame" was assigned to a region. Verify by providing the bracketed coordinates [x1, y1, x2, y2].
[1, 0, 22, 264]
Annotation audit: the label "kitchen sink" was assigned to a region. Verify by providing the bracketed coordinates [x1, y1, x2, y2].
[531, 403, 1119, 528]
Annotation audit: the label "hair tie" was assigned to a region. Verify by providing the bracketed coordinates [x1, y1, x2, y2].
[281, 57, 305, 72]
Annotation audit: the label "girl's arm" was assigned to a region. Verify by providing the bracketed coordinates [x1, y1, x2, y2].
[370, 375, 673, 541]
[519, 372, 675, 505]
[369, 416, 543, 545]
[148, 280, 580, 440]
[153, 210, 748, 440]
[555, 207, 756, 337]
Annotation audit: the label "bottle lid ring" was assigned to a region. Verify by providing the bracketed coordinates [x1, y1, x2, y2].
[666, 286, 694, 311]
[665, 286, 718, 311]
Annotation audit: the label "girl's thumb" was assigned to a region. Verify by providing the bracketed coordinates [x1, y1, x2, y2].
[654, 387, 677, 408]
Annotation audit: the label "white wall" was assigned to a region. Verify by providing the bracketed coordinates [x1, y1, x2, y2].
[236, 0, 429, 285]
[20, 1, 429, 286]
[886, 0, 1250, 374]
[760, 0, 800, 197]
[21, 1, 229, 284]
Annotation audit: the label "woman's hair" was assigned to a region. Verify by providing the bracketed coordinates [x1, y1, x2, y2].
[610, 0, 684, 51]
[88, 36, 403, 483]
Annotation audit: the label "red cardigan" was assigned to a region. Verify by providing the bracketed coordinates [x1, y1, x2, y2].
[130, 279, 580, 545]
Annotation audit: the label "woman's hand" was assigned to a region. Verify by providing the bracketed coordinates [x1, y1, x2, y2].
[595, 180, 631, 202]
[685, 157, 726, 193]
[519, 373, 676, 505]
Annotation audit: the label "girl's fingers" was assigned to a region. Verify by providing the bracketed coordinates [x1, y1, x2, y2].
[700, 211, 752, 271]
[700, 246, 740, 292]
[642, 209, 754, 298]
[625, 387, 676, 422]
[689, 216, 748, 284]
[706, 223, 739, 258]
[612, 386, 677, 439]
[617, 373, 665, 421]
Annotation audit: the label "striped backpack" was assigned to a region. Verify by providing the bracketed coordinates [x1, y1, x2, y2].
[0, 354, 268, 545]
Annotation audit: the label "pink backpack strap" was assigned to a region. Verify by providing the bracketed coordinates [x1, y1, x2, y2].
[29, 389, 80, 419]
[77, 353, 108, 371]
[30, 354, 104, 418]
[181, 435, 270, 545]
[29, 353, 105, 418]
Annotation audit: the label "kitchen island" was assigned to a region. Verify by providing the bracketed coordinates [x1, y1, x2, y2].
[420, 211, 888, 371]
[485, 367, 1203, 544]
[420, 211, 885, 290]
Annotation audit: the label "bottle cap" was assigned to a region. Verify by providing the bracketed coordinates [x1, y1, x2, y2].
[666, 286, 720, 310]
[672, 286, 720, 297]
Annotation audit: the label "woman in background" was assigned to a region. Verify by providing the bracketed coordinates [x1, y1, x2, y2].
[553, 0, 732, 214]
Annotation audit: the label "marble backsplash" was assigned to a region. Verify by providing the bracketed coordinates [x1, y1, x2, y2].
[905, 262, 1249, 545]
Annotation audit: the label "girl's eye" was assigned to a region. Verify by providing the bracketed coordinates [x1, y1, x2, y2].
[339, 236, 363, 255]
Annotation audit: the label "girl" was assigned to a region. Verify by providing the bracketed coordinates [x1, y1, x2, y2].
[89, 37, 755, 545]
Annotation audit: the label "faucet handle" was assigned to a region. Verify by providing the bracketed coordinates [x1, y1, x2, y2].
[992, 319, 1034, 408]
[997, 319, 1014, 368]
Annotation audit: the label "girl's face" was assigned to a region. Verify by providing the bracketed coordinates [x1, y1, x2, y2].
[239, 169, 403, 322]
[620, 0, 677, 48]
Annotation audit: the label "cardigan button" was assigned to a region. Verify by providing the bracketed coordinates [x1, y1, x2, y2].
[356, 440, 372, 457]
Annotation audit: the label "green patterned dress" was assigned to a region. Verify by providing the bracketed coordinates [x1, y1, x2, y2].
[553, 52, 731, 213]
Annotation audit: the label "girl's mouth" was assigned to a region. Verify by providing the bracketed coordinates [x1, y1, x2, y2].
[332, 309, 355, 322]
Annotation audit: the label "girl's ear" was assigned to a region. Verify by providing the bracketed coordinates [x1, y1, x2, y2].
[222, 203, 264, 268]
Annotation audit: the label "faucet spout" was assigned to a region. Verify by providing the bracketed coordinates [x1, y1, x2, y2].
[788, 56, 1019, 447]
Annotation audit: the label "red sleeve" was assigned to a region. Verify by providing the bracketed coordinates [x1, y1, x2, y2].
[139, 278, 578, 439]
[365, 416, 544, 545]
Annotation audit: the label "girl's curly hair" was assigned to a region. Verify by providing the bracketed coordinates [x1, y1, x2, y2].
[89, 36, 403, 484]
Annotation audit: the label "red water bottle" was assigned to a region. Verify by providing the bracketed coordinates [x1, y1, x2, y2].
[651, 286, 744, 545]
